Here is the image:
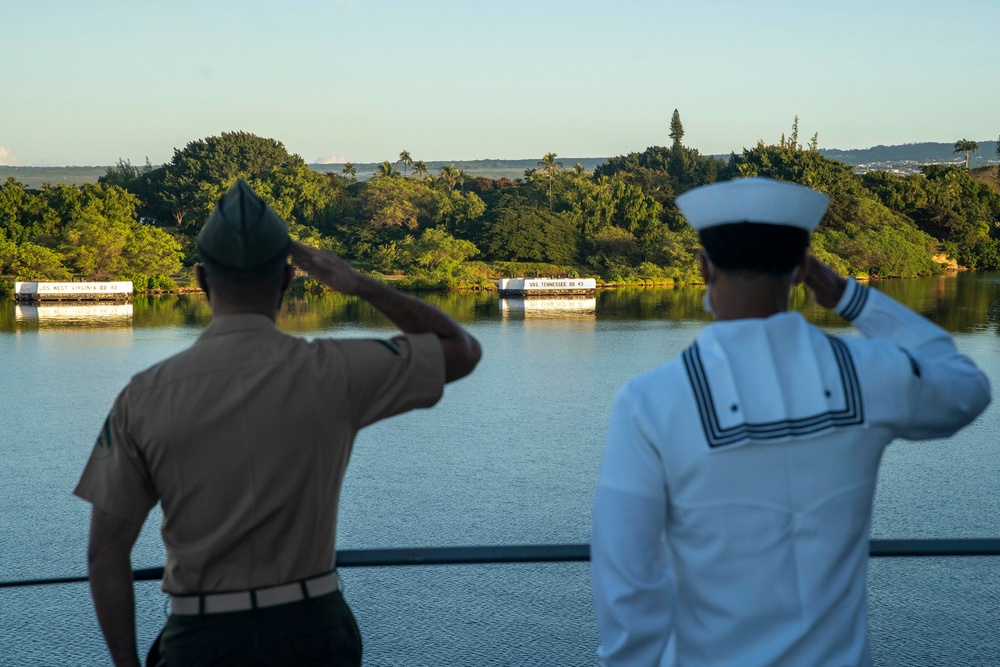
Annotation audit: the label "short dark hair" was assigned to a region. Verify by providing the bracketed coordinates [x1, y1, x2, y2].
[199, 250, 290, 293]
[699, 222, 809, 275]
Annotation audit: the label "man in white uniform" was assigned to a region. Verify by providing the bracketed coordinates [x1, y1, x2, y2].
[590, 177, 991, 666]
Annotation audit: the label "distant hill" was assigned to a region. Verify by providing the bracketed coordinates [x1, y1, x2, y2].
[819, 141, 999, 170]
[309, 157, 610, 181]
[4, 142, 998, 187]
[0, 159, 611, 188]
[0, 166, 109, 189]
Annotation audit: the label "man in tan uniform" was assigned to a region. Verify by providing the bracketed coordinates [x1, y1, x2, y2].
[75, 179, 482, 667]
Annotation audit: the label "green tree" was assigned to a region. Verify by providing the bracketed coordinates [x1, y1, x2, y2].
[594, 151, 675, 206]
[375, 161, 401, 178]
[349, 177, 464, 255]
[864, 165, 1000, 268]
[360, 177, 420, 233]
[122, 223, 184, 276]
[100, 158, 150, 190]
[342, 162, 357, 181]
[0, 228, 16, 273]
[370, 240, 401, 273]
[595, 144, 723, 203]
[538, 152, 563, 209]
[12, 242, 72, 280]
[53, 183, 183, 278]
[250, 163, 339, 227]
[399, 227, 479, 276]
[728, 138, 947, 277]
[434, 190, 486, 237]
[479, 194, 578, 264]
[590, 225, 640, 273]
[413, 160, 428, 180]
[953, 139, 980, 170]
[559, 174, 667, 268]
[142, 132, 306, 231]
[669, 109, 684, 150]
[398, 150, 412, 177]
[439, 164, 460, 193]
[0, 178, 30, 244]
[62, 210, 130, 278]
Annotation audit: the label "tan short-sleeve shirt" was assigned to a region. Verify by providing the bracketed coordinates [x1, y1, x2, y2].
[75, 314, 445, 595]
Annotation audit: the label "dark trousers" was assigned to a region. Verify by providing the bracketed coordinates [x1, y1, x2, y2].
[148, 590, 362, 667]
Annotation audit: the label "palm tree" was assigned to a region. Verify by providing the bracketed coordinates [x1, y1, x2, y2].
[413, 160, 428, 180]
[456, 169, 467, 193]
[953, 139, 980, 170]
[439, 164, 459, 193]
[538, 152, 563, 209]
[375, 161, 400, 178]
[398, 150, 412, 177]
[341, 162, 357, 181]
[573, 163, 586, 179]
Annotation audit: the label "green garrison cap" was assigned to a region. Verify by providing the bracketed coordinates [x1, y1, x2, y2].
[197, 179, 291, 271]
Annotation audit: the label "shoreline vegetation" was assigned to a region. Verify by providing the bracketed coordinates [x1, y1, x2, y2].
[3, 115, 1000, 297]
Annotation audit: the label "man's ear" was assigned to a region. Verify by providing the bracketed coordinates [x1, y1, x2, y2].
[793, 256, 810, 285]
[698, 253, 711, 284]
[194, 264, 210, 299]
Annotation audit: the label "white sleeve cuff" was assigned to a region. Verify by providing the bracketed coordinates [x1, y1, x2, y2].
[834, 278, 870, 321]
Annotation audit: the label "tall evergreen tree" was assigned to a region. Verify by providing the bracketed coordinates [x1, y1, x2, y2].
[669, 109, 684, 150]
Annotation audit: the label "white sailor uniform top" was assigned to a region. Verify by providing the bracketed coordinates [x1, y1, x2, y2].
[591, 279, 990, 667]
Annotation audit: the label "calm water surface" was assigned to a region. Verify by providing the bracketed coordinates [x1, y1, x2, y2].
[1, 274, 998, 666]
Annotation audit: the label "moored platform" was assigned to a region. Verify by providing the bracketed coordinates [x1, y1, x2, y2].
[13, 281, 134, 302]
[497, 277, 596, 297]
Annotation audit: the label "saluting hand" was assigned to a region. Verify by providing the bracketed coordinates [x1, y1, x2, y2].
[802, 256, 847, 309]
[290, 241, 361, 296]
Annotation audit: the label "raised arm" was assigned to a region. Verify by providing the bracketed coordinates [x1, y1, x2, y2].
[803, 256, 990, 439]
[290, 241, 481, 383]
[87, 507, 144, 667]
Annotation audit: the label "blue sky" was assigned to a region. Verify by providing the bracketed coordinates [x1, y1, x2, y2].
[4, 0, 1000, 166]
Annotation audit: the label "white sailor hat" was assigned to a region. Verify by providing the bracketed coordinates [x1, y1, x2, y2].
[675, 177, 829, 232]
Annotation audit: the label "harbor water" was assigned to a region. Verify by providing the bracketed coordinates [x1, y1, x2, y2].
[1, 274, 998, 666]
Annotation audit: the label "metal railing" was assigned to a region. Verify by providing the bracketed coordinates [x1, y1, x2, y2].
[2, 538, 1000, 589]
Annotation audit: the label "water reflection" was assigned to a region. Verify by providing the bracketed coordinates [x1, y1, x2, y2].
[2, 271, 1000, 334]
[871, 272, 1000, 334]
[499, 297, 597, 320]
[15, 302, 134, 329]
